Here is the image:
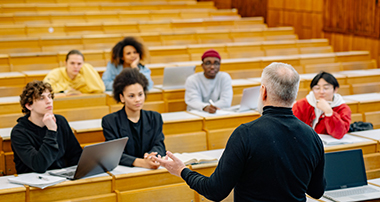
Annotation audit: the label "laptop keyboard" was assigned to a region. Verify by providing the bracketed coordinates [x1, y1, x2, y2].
[48, 166, 77, 178]
[325, 186, 379, 198]
[59, 171, 75, 178]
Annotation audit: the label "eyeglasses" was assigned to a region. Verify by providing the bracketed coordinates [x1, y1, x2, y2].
[312, 85, 333, 92]
[203, 61, 220, 67]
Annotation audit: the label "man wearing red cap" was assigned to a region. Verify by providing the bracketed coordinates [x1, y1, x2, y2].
[184, 49, 233, 113]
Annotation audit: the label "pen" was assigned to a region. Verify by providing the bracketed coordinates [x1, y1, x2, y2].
[38, 176, 49, 181]
[209, 99, 216, 106]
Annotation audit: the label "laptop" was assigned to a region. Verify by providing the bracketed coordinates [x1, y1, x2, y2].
[49, 137, 128, 180]
[223, 86, 260, 112]
[161, 66, 195, 89]
[323, 149, 380, 202]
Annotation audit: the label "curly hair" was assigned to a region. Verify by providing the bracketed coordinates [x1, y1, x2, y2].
[111, 36, 146, 67]
[20, 80, 54, 115]
[113, 68, 148, 103]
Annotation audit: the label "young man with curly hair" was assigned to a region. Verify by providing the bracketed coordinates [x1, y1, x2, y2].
[11, 80, 82, 174]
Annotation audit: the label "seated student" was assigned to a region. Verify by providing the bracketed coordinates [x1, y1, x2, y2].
[101, 68, 165, 169]
[11, 81, 83, 174]
[44, 50, 105, 94]
[293, 71, 351, 139]
[102, 36, 153, 91]
[185, 49, 233, 113]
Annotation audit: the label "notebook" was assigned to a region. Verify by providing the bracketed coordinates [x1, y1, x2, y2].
[323, 149, 380, 202]
[223, 86, 260, 112]
[49, 137, 128, 180]
[161, 66, 195, 89]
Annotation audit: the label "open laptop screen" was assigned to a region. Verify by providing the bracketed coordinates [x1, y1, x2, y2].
[325, 149, 368, 190]
[162, 66, 195, 89]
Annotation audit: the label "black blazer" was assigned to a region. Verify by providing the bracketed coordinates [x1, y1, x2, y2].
[101, 107, 166, 166]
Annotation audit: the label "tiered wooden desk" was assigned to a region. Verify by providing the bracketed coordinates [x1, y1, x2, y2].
[343, 93, 380, 129]
[0, 175, 26, 202]
[0, 9, 240, 25]
[188, 110, 261, 150]
[349, 129, 380, 180]
[0, 26, 298, 55]
[322, 134, 378, 155]
[161, 111, 207, 152]
[0, 18, 265, 38]
[0, 149, 227, 202]
[338, 69, 380, 95]
[0, 128, 14, 175]
[0, 1, 215, 14]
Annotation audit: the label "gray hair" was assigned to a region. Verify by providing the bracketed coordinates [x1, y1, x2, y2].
[261, 62, 300, 106]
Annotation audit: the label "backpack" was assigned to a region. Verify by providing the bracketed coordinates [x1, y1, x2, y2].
[348, 121, 373, 132]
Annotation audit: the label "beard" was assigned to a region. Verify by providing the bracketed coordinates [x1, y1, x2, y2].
[257, 93, 264, 115]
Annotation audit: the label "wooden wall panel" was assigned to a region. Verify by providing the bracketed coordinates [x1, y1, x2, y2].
[231, 0, 267, 18]
[267, 0, 324, 39]
[324, 0, 380, 38]
[267, 0, 380, 67]
[199, 0, 267, 18]
[198, 0, 231, 9]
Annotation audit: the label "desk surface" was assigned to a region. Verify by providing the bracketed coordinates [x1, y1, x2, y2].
[0, 72, 25, 78]
[161, 111, 202, 122]
[0, 175, 25, 190]
[0, 127, 12, 139]
[231, 79, 260, 86]
[350, 129, 380, 140]
[339, 69, 380, 77]
[188, 109, 259, 118]
[0, 96, 18, 103]
[299, 72, 346, 80]
[69, 119, 102, 132]
[21, 70, 50, 76]
[343, 93, 380, 102]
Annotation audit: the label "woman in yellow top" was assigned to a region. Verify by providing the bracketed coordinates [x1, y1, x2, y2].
[44, 50, 105, 94]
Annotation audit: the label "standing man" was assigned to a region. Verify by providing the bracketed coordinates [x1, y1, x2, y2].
[185, 49, 233, 113]
[155, 62, 326, 201]
[11, 81, 83, 174]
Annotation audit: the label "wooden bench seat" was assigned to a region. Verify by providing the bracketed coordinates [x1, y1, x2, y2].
[0, 27, 291, 55]
[0, 17, 268, 38]
[0, 1, 214, 13]
[364, 111, 380, 129]
[0, 9, 241, 25]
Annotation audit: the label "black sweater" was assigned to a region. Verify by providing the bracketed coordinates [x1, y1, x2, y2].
[181, 106, 326, 201]
[11, 114, 82, 174]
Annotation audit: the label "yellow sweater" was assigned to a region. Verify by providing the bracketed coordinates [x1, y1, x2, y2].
[44, 63, 105, 93]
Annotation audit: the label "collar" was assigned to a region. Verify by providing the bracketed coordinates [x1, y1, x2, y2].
[118, 106, 151, 131]
[262, 106, 293, 116]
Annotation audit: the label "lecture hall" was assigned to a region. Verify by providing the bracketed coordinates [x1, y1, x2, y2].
[0, 0, 380, 201]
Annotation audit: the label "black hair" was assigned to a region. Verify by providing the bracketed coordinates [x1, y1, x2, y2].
[111, 36, 145, 67]
[112, 68, 149, 103]
[65, 49, 84, 61]
[310, 71, 339, 90]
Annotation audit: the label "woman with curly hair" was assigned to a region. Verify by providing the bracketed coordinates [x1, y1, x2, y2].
[102, 68, 165, 169]
[102, 36, 153, 91]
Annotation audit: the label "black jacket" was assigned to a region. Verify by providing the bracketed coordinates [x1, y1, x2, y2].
[11, 114, 82, 174]
[101, 107, 166, 166]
